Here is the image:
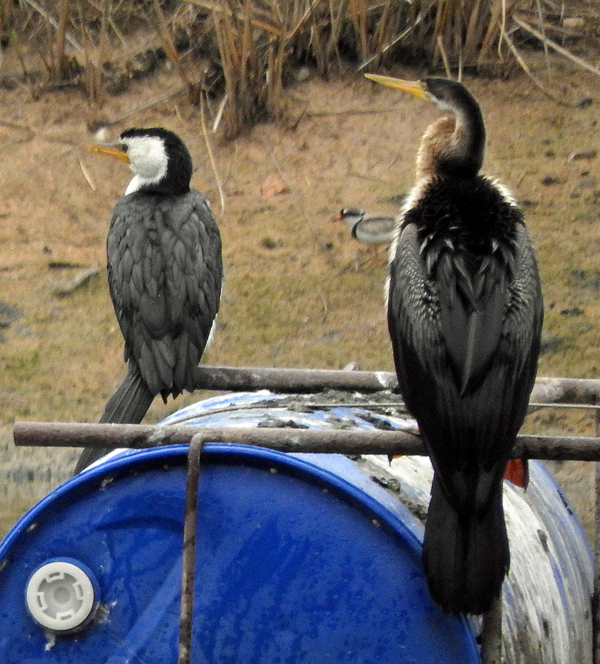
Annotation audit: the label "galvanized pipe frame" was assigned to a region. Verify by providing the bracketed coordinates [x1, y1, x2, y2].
[12, 365, 600, 664]
[15, 365, 600, 456]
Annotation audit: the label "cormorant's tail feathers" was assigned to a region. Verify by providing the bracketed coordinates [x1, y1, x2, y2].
[73, 365, 154, 474]
[99, 364, 155, 424]
[423, 474, 509, 615]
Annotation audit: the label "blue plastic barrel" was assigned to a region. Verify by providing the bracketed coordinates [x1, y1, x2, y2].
[0, 391, 592, 663]
[0, 394, 480, 663]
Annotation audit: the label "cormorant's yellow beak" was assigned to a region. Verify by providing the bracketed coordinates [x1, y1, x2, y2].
[364, 74, 427, 100]
[89, 144, 130, 163]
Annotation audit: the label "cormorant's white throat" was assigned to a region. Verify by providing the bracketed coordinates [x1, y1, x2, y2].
[121, 134, 169, 195]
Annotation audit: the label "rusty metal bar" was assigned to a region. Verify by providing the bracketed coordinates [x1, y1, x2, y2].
[481, 596, 502, 664]
[193, 365, 600, 405]
[530, 376, 600, 406]
[178, 433, 205, 664]
[12, 420, 600, 461]
[13, 421, 423, 455]
[193, 365, 398, 393]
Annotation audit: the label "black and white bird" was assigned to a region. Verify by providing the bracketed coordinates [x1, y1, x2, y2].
[75, 127, 223, 472]
[336, 207, 398, 267]
[365, 74, 543, 614]
[337, 207, 397, 245]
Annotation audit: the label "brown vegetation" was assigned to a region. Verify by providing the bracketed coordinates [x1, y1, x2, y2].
[3, 1, 600, 136]
[1, 1, 600, 538]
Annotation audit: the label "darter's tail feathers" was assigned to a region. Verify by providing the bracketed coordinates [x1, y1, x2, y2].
[423, 474, 509, 615]
[73, 365, 154, 474]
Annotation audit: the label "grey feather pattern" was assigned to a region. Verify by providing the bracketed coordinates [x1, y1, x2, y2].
[107, 189, 223, 399]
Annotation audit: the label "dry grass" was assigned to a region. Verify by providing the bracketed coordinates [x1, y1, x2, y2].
[1, 1, 598, 136]
[0, 2, 600, 537]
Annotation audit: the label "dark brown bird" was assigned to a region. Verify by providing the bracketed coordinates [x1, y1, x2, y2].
[75, 128, 223, 472]
[365, 74, 543, 614]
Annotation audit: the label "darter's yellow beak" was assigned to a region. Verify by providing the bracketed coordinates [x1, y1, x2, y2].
[89, 144, 130, 163]
[364, 74, 427, 100]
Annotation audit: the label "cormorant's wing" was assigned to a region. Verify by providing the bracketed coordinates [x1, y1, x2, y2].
[107, 190, 223, 397]
[162, 192, 223, 394]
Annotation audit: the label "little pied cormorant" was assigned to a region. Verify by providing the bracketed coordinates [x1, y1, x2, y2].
[365, 74, 543, 615]
[75, 127, 223, 472]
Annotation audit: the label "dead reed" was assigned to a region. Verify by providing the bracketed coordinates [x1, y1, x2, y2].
[1, 0, 597, 135]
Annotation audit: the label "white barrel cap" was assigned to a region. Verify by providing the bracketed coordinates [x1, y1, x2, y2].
[25, 559, 98, 633]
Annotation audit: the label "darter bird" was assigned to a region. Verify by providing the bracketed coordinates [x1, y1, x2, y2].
[75, 127, 223, 472]
[365, 74, 543, 615]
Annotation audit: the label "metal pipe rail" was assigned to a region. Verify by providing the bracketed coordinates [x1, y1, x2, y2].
[11, 421, 600, 461]
[191, 365, 600, 407]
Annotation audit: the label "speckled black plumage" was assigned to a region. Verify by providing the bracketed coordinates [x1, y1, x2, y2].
[385, 80, 543, 614]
